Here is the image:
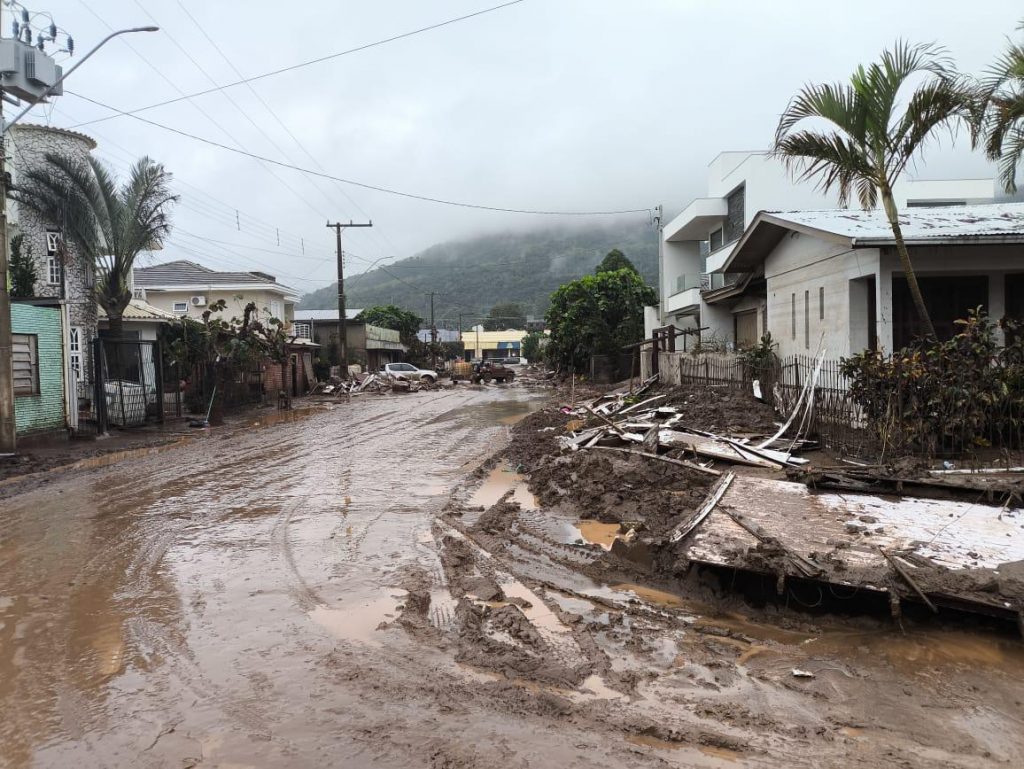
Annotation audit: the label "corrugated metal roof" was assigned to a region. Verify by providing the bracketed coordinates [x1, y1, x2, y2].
[97, 299, 178, 322]
[768, 202, 1024, 242]
[293, 309, 363, 321]
[134, 260, 297, 294]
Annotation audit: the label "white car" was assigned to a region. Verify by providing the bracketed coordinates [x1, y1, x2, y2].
[383, 362, 438, 384]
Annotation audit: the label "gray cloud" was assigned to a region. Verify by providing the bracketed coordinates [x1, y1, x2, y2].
[19, 0, 1019, 293]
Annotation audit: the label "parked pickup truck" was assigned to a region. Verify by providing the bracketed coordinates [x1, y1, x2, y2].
[471, 360, 516, 384]
[382, 362, 439, 384]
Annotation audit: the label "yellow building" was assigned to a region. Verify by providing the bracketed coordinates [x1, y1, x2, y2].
[461, 327, 528, 360]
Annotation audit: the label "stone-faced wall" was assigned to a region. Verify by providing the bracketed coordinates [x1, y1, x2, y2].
[7, 124, 99, 388]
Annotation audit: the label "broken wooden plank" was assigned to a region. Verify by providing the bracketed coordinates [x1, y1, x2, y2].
[878, 546, 938, 614]
[670, 472, 735, 543]
[658, 430, 779, 469]
[588, 445, 721, 477]
[713, 505, 821, 578]
[616, 393, 670, 416]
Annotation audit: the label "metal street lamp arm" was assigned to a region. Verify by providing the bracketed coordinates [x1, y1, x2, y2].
[2, 25, 158, 134]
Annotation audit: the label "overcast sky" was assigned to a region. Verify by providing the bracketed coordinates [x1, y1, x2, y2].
[14, 0, 1022, 294]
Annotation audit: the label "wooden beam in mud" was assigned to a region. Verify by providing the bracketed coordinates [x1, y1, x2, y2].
[588, 445, 721, 477]
[670, 472, 735, 543]
[878, 546, 938, 614]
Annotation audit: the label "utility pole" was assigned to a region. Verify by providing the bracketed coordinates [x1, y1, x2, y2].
[428, 292, 437, 370]
[0, 98, 13, 454]
[326, 219, 372, 376]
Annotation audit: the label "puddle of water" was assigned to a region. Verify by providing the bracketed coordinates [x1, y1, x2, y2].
[806, 627, 1024, 674]
[611, 583, 686, 608]
[574, 520, 622, 550]
[309, 589, 408, 644]
[471, 464, 538, 510]
[499, 582, 574, 638]
[699, 745, 740, 763]
[626, 734, 683, 750]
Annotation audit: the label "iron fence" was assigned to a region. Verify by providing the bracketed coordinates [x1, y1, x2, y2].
[90, 338, 166, 433]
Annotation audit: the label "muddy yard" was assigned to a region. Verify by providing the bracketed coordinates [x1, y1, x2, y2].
[1, 385, 1022, 768]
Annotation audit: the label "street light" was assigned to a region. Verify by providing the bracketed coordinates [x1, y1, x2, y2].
[0, 24, 159, 454]
[2, 26, 159, 134]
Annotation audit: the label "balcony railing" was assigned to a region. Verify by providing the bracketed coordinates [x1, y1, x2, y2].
[673, 274, 705, 294]
[703, 272, 746, 291]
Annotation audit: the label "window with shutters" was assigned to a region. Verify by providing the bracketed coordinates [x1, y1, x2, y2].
[69, 327, 83, 381]
[12, 334, 39, 395]
[45, 231, 61, 285]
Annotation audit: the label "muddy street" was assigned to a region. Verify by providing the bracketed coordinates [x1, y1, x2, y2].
[1, 386, 1023, 768]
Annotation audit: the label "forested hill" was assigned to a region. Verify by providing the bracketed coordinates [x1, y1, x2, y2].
[298, 221, 658, 326]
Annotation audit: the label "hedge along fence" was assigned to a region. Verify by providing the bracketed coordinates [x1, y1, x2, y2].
[673, 333, 1024, 463]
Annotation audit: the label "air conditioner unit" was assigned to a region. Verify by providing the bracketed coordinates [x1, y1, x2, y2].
[190, 295, 207, 307]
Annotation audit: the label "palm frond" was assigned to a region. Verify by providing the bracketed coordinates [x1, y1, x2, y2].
[888, 75, 979, 179]
[773, 130, 875, 207]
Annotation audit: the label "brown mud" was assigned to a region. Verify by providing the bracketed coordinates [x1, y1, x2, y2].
[1, 385, 1022, 768]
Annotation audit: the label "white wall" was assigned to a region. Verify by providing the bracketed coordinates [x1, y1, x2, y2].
[764, 232, 880, 359]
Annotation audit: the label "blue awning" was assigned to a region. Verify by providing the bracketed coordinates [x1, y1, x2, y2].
[497, 341, 521, 350]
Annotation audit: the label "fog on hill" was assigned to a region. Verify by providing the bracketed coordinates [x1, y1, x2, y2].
[298, 220, 658, 329]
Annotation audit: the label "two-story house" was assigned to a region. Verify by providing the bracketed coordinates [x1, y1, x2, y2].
[656, 150, 997, 351]
[133, 260, 299, 327]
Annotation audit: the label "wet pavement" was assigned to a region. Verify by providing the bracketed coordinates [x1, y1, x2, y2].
[2, 386, 1023, 768]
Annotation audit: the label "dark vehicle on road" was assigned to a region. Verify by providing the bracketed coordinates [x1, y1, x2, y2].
[471, 360, 516, 384]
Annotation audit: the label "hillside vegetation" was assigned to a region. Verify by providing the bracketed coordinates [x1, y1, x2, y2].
[298, 221, 657, 328]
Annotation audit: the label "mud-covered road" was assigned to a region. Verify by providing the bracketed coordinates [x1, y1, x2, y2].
[2, 386, 1023, 768]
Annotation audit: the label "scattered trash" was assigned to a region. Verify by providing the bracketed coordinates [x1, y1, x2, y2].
[791, 669, 815, 678]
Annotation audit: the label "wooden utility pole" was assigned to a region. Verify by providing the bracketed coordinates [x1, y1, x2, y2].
[428, 292, 437, 370]
[326, 219, 372, 376]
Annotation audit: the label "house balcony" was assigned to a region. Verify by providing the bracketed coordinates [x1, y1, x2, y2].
[663, 197, 728, 242]
[665, 274, 704, 314]
[703, 240, 738, 272]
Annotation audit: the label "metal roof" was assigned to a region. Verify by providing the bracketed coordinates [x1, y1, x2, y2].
[768, 202, 1024, 243]
[293, 309, 363, 321]
[725, 203, 1024, 272]
[97, 299, 178, 322]
[133, 260, 297, 295]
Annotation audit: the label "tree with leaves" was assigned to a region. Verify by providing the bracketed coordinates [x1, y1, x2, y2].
[545, 269, 656, 372]
[980, 21, 1024, 192]
[12, 153, 178, 337]
[521, 330, 546, 362]
[483, 302, 526, 331]
[7, 234, 37, 298]
[594, 248, 638, 275]
[355, 305, 423, 344]
[772, 42, 977, 341]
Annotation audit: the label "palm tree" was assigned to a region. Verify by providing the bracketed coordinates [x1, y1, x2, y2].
[981, 24, 1024, 192]
[772, 42, 978, 342]
[12, 153, 178, 337]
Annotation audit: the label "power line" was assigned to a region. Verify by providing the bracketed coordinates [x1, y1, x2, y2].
[65, 91, 652, 217]
[70, 0, 528, 129]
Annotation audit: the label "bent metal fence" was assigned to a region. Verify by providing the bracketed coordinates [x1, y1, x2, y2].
[674, 353, 1024, 461]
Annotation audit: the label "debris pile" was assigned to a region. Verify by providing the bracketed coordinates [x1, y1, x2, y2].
[310, 371, 453, 398]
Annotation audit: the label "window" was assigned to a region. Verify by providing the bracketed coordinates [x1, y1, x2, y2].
[724, 185, 745, 243]
[819, 287, 824, 320]
[709, 228, 724, 252]
[45, 230, 62, 285]
[172, 302, 188, 314]
[12, 334, 39, 395]
[791, 293, 796, 340]
[804, 290, 810, 349]
[270, 300, 282, 319]
[294, 321, 312, 339]
[68, 327, 83, 381]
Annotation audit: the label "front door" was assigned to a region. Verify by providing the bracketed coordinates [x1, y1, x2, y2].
[734, 310, 758, 349]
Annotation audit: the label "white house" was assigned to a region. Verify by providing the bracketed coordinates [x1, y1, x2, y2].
[713, 203, 1024, 359]
[655, 150, 998, 349]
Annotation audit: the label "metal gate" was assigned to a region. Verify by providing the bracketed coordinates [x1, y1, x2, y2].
[90, 338, 166, 433]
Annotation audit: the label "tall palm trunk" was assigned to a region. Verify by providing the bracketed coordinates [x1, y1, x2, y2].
[880, 186, 937, 342]
[106, 314, 125, 339]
